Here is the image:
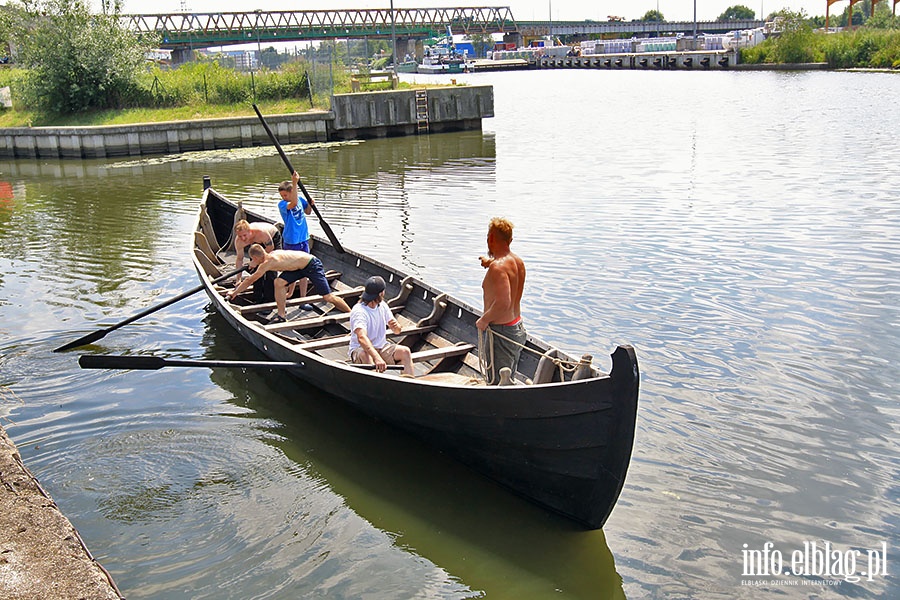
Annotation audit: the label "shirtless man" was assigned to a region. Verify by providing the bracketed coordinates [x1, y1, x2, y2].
[234, 219, 281, 281]
[475, 217, 527, 385]
[227, 245, 351, 323]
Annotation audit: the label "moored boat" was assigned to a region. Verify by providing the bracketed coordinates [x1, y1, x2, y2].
[193, 184, 640, 529]
[393, 60, 419, 73]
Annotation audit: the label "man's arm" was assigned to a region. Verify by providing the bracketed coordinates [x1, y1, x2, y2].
[234, 245, 245, 281]
[387, 317, 402, 335]
[227, 264, 267, 299]
[384, 303, 402, 334]
[286, 171, 300, 210]
[476, 265, 512, 331]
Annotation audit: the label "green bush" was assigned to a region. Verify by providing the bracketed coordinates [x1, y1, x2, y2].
[14, 0, 158, 115]
[256, 63, 310, 101]
[742, 23, 900, 68]
[822, 28, 900, 68]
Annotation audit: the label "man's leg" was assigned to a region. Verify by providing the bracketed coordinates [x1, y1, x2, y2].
[350, 347, 372, 366]
[393, 344, 414, 376]
[274, 277, 288, 319]
[323, 293, 351, 313]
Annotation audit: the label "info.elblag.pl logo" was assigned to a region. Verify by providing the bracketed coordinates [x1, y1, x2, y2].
[742, 541, 888, 584]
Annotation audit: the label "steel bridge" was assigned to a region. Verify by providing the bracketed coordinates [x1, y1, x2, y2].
[124, 8, 766, 50]
[518, 19, 765, 37]
[125, 7, 518, 49]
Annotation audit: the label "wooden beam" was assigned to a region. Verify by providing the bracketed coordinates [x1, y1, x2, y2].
[238, 286, 363, 315]
[295, 324, 440, 352]
[264, 305, 406, 333]
[410, 343, 475, 363]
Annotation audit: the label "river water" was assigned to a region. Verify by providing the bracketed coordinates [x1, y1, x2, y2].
[1, 69, 897, 599]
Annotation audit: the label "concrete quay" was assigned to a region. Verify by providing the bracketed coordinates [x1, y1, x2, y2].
[0, 425, 122, 600]
[0, 85, 494, 160]
[469, 50, 831, 72]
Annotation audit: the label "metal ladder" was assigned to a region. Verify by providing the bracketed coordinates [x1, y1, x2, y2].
[415, 89, 429, 134]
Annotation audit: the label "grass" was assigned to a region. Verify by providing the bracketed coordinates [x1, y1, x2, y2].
[0, 99, 322, 128]
[0, 69, 436, 127]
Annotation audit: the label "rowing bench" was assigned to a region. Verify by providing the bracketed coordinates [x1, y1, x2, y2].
[295, 324, 439, 352]
[409, 343, 475, 363]
[264, 305, 407, 333]
[238, 287, 363, 315]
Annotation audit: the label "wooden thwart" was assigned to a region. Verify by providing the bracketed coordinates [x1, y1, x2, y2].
[238, 287, 363, 315]
[410, 343, 475, 363]
[265, 305, 406, 333]
[296, 324, 440, 352]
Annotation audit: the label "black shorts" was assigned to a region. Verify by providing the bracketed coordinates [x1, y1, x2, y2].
[277, 256, 331, 296]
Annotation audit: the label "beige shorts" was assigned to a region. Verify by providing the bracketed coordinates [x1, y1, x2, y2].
[350, 342, 398, 365]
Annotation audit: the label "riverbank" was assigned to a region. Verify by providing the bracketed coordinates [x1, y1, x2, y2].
[0, 85, 494, 159]
[0, 426, 121, 599]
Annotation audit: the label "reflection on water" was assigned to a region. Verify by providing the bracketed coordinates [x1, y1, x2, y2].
[1, 70, 898, 599]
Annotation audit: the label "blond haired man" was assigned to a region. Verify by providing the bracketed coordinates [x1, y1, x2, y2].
[476, 217, 527, 385]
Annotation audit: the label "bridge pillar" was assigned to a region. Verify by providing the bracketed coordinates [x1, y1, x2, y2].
[396, 37, 418, 61]
[170, 48, 195, 65]
[502, 32, 523, 49]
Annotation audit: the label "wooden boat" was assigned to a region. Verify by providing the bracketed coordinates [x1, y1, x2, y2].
[193, 184, 640, 529]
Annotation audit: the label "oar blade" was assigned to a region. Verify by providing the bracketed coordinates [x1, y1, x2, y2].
[312, 205, 346, 254]
[54, 266, 246, 353]
[79, 355, 167, 370]
[54, 329, 111, 353]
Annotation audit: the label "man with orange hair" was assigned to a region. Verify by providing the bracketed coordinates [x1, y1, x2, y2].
[233, 219, 281, 302]
[476, 217, 527, 385]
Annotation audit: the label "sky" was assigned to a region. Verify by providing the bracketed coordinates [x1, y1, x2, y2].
[113, 1, 835, 22]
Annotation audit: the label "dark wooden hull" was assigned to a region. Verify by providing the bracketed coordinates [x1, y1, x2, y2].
[194, 187, 639, 529]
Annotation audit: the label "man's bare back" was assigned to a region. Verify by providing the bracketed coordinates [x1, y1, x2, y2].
[254, 250, 312, 274]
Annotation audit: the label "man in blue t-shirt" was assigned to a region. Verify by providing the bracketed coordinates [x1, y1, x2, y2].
[278, 170, 313, 300]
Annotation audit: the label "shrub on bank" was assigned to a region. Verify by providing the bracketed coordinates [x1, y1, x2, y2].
[741, 10, 900, 68]
[821, 29, 900, 68]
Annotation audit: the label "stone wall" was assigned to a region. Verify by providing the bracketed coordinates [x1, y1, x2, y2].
[0, 85, 494, 160]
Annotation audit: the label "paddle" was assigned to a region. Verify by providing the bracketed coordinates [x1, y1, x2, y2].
[79, 354, 304, 371]
[344, 363, 405, 371]
[252, 104, 346, 254]
[54, 266, 247, 352]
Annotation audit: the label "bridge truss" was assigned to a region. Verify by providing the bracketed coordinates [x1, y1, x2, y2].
[125, 7, 518, 49]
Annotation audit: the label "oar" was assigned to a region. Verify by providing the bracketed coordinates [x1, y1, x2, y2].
[252, 103, 346, 254]
[79, 355, 304, 371]
[344, 363, 405, 371]
[54, 266, 247, 352]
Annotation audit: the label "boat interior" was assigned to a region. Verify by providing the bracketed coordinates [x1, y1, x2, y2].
[194, 200, 598, 386]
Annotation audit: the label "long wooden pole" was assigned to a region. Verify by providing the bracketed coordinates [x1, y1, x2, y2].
[252, 104, 346, 254]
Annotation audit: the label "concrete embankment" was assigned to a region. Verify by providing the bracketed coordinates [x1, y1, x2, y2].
[0, 85, 494, 160]
[0, 426, 122, 600]
[470, 52, 831, 73]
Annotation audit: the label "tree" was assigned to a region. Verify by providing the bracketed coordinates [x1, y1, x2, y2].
[13, 0, 158, 115]
[718, 5, 756, 20]
[641, 10, 665, 22]
[770, 9, 817, 63]
[466, 32, 494, 58]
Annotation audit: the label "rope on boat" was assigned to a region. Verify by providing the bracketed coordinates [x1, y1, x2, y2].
[478, 326, 583, 383]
